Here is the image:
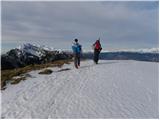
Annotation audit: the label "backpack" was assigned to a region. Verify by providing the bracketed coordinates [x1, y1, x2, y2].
[72, 43, 81, 53]
[94, 42, 101, 50]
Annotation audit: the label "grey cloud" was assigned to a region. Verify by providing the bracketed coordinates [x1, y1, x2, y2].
[2, 1, 159, 51]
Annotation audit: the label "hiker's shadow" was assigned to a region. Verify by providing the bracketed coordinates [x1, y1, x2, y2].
[80, 61, 118, 69]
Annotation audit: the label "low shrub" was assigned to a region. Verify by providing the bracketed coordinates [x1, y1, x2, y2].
[39, 69, 53, 74]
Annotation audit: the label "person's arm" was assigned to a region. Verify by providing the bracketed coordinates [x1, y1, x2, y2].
[92, 43, 96, 49]
[72, 45, 76, 53]
[79, 45, 82, 53]
[100, 43, 102, 51]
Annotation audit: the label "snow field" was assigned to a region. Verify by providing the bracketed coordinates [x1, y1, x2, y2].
[1, 60, 158, 118]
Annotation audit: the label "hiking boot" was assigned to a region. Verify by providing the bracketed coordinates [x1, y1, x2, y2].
[75, 65, 78, 69]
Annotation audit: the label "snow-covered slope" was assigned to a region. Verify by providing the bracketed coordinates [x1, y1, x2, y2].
[1, 60, 158, 118]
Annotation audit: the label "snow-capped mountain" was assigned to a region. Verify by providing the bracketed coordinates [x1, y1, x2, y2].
[136, 48, 159, 53]
[115, 48, 159, 53]
[17, 43, 58, 58]
[1, 43, 72, 70]
[18, 43, 46, 58]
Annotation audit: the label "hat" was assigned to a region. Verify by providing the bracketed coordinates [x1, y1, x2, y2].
[74, 39, 78, 42]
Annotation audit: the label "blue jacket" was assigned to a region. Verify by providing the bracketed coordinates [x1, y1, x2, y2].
[72, 42, 82, 54]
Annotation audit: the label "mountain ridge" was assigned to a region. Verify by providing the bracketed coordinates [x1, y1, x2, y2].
[1, 43, 159, 70]
[1, 43, 72, 70]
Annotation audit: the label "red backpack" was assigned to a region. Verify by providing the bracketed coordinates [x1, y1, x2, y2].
[95, 41, 101, 50]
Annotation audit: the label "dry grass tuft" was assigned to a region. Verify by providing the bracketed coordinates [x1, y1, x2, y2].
[11, 77, 26, 85]
[39, 69, 53, 74]
[1, 59, 72, 89]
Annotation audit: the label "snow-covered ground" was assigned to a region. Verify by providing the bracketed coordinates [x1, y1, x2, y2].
[1, 60, 159, 119]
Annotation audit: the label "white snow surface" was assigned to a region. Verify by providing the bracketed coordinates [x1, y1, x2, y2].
[1, 60, 158, 119]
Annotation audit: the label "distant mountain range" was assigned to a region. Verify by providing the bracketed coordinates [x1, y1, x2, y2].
[82, 52, 158, 62]
[1, 43, 159, 70]
[83, 47, 159, 54]
[116, 48, 158, 53]
[82, 48, 159, 62]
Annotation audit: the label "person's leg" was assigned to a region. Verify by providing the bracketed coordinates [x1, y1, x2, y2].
[95, 50, 99, 64]
[77, 54, 80, 66]
[74, 54, 78, 68]
[96, 52, 100, 63]
[93, 50, 97, 63]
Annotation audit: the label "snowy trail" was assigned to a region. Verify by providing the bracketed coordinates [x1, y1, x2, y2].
[1, 60, 159, 118]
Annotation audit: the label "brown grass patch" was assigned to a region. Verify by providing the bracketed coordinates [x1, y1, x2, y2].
[57, 68, 71, 72]
[1, 59, 72, 89]
[11, 77, 26, 85]
[39, 69, 53, 74]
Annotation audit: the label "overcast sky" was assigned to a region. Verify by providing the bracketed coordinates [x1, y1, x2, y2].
[2, 1, 159, 52]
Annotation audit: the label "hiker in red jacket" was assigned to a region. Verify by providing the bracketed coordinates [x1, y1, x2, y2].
[92, 39, 102, 64]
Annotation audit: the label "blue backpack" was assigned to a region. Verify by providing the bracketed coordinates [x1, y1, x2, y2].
[72, 44, 81, 53]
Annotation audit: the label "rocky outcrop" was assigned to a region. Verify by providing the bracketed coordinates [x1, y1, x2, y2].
[1, 44, 73, 70]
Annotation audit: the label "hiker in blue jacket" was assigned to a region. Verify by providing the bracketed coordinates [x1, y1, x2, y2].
[72, 39, 82, 69]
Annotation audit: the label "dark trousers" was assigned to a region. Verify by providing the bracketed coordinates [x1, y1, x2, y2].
[74, 53, 80, 67]
[94, 50, 100, 64]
